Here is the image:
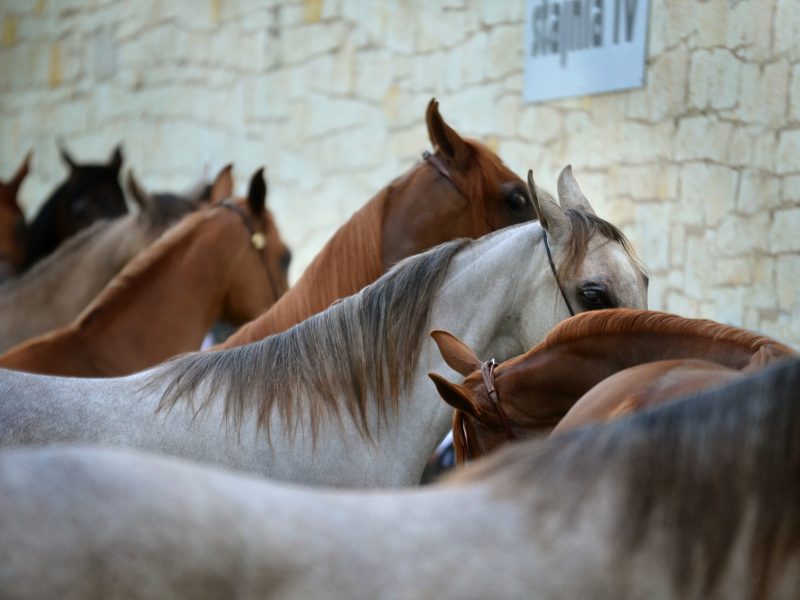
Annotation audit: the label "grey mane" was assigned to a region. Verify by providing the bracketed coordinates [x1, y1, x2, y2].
[148, 238, 472, 440]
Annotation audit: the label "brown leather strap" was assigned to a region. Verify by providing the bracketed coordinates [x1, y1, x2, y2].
[480, 359, 516, 441]
[422, 150, 467, 199]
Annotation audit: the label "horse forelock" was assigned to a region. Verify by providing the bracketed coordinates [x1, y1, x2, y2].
[147, 238, 471, 442]
[558, 209, 645, 279]
[533, 309, 795, 358]
[447, 357, 800, 598]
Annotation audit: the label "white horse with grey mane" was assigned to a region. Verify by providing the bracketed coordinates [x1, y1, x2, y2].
[0, 167, 648, 487]
[1, 358, 797, 599]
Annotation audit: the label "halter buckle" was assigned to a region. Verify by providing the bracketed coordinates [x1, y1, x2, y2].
[251, 232, 266, 250]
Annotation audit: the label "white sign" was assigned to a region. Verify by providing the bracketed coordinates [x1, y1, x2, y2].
[523, 0, 650, 103]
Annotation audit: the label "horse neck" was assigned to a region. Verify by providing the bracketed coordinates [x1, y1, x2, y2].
[220, 191, 386, 348]
[73, 212, 245, 366]
[507, 329, 780, 412]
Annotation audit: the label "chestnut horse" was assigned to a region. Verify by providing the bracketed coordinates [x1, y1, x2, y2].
[430, 309, 796, 462]
[0, 168, 647, 486]
[0, 169, 289, 377]
[218, 98, 535, 348]
[23, 143, 128, 269]
[2, 358, 799, 599]
[0, 168, 224, 353]
[0, 152, 31, 282]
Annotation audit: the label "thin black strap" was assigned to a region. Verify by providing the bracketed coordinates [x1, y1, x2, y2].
[543, 231, 576, 316]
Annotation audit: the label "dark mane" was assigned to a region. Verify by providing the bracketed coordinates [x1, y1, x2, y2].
[147, 238, 471, 440]
[450, 357, 800, 598]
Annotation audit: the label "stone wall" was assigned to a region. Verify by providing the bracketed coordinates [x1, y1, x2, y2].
[1, 0, 798, 348]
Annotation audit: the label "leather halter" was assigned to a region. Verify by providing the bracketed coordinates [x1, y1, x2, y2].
[543, 231, 576, 317]
[480, 358, 516, 441]
[422, 150, 468, 200]
[219, 200, 267, 255]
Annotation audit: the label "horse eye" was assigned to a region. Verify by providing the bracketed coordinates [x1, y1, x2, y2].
[579, 287, 613, 310]
[506, 192, 529, 212]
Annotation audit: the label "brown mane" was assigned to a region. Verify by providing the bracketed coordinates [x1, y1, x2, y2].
[448, 357, 800, 598]
[147, 239, 471, 441]
[560, 208, 644, 278]
[532, 309, 795, 357]
[223, 141, 516, 346]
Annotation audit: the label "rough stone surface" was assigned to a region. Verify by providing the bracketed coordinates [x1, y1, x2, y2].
[0, 0, 798, 349]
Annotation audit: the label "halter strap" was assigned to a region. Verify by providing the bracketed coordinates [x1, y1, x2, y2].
[543, 231, 576, 317]
[219, 200, 267, 254]
[422, 150, 467, 200]
[480, 358, 516, 441]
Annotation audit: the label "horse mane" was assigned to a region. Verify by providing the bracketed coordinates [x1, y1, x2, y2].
[449, 357, 800, 598]
[147, 238, 471, 440]
[230, 187, 386, 340]
[533, 309, 796, 357]
[75, 209, 211, 329]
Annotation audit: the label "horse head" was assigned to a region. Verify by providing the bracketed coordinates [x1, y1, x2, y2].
[24, 143, 128, 268]
[214, 167, 291, 324]
[380, 99, 536, 268]
[0, 152, 31, 281]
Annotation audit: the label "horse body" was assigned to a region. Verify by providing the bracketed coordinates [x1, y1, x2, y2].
[431, 309, 795, 462]
[23, 144, 128, 269]
[0, 170, 289, 377]
[3, 358, 799, 599]
[0, 152, 31, 281]
[219, 99, 535, 348]
[0, 175, 647, 485]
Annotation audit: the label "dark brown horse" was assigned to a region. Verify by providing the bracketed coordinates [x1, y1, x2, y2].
[23, 143, 127, 269]
[0, 152, 31, 282]
[218, 98, 535, 348]
[430, 309, 796, 462]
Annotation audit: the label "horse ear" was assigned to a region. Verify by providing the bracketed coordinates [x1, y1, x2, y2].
[209, 164, 234, 205]
[9, 151, 31, 191]
[108, 145, 124, 174]
[528, 170, 569, 237]
[125, 170, 151, 211]
[557, 165, 595, 215]
[58, 142, 77, 170]
[247, 167, 267, 216]
[430, 330, 481, 376]
[425, 98, 473, 170]
[429, 373, 482, 415]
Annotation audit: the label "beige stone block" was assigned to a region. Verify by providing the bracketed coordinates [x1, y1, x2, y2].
[382, 2, 416, 54]
[770, 207, 800, 253]
[446, 84, 501, 136]
[736, 60, 790, 127]
[736, 170, 781, 214]
[281, 21, 347, 65]
[781, 174, 800, 204]
[712, 287, 747, 327]
[486, 24, 521, 80]
[691, 165, 740, 227]
[443, 31, 488, 91]
[712, 257, 754, 287]
[776, 130, 800, 175]
[774, 1, 800, 61]
[306, 97, 380, 138]
[792, 64, 800, 123]
[354, 50, 398, 101]
[388, 123, 430, 163]
[517, 105, 562, 145]
[726, 0, 772, 61]
[688, 48, 739, 111]
[776, 255, 800, 310]
[664, 291, 696, 319]
[676, 117, 732, 162]
[634, 203, 670, 271]
[626, 45, 689, 121]
[608, 165, 678, 201]
[669, 225, 686, 267]
[716, 212, 770, 257]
